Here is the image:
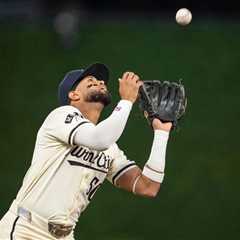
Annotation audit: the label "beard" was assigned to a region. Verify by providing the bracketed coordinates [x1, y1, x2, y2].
[86, 90, 112, 106]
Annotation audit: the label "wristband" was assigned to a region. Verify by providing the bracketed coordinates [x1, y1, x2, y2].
[142, 130, 169, 183]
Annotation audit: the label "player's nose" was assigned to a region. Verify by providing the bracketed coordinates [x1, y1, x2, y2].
[98, 80, 105, 85]
[96, 80, 106, 88]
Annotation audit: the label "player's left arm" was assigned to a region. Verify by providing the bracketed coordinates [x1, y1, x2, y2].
[115, 166, 160, 198]
[115, 119, 172, 198]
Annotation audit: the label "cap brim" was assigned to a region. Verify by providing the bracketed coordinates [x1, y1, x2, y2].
[79, 63, 109, 84]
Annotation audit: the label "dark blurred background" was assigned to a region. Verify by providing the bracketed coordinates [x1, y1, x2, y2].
[0, 0, 239, 239]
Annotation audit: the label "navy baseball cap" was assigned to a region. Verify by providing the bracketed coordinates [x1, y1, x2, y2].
[58, 63, 109, 106]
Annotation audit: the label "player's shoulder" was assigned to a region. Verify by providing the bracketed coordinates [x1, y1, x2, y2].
[41, 105, 88, 129]
[49, 105, 82, 116]
[46, 105, 83, 121]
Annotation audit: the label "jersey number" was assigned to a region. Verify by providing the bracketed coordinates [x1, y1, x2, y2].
[86, 177, 101, 201]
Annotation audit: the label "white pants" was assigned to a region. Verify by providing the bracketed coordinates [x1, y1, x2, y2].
[0, 206, 75, 240]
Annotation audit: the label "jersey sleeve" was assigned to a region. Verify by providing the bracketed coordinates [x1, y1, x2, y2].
[106, 144, 137, 185]
[42, 106, 93, 146]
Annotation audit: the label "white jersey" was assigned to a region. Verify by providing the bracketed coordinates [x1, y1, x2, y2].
[15, 106, 136, 227]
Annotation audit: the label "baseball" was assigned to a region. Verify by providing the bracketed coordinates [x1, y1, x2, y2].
[176, 8, 192, 26]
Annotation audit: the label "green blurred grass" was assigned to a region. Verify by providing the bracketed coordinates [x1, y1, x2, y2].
[0, 20, 239, 239]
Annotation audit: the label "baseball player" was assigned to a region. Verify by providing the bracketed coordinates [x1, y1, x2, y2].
[0, 63, 172, 239]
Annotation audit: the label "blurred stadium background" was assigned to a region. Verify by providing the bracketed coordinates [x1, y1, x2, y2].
[0, 0, 239, 239]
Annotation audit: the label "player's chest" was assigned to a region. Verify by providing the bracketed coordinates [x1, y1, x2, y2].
[66, 146, 113, 176]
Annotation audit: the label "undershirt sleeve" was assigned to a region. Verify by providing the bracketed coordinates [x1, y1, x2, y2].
[73, 100, 132, 150]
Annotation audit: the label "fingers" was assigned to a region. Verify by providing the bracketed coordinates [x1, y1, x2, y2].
[128, 72, 135, 80]
[122, 71, 140, 83]
[132, 74, 139, 83]
[119, 71, 143, 103]
[120, 71, 142, 92]
[122, 72, 135, 80]
[122, 71, 130, 80]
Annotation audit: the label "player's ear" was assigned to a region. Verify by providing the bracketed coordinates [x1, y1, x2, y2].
[68, 91, 80, 102]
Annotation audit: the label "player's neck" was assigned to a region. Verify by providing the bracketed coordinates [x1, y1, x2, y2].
[72, 102, 103, 124]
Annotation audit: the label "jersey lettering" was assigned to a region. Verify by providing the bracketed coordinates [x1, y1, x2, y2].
[69, 146, 112, 171]
[86, 177, 102, 201]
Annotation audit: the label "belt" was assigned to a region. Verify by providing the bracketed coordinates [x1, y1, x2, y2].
[9, 200, 73, 239]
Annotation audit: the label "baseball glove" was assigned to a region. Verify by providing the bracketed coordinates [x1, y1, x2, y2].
[138, 80, 187, 128]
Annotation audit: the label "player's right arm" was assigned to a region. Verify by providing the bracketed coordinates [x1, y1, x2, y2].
[44, 72, 142, 151]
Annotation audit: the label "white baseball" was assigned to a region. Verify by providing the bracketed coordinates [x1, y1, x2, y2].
[176, 8, 192, 26]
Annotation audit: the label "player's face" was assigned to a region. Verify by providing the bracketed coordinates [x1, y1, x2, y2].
[74, 76, 111, 106]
